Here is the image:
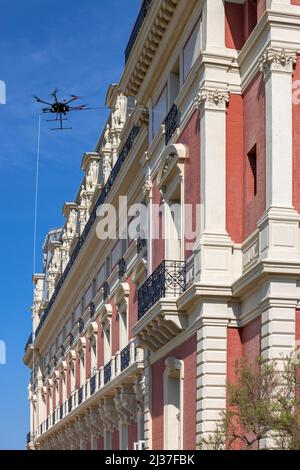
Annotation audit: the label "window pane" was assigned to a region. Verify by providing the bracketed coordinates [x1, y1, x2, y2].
[183, 21, 201, 81]
[153, 86, 167, 137]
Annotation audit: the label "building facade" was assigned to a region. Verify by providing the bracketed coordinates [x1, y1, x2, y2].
[24, 0, 300, 450]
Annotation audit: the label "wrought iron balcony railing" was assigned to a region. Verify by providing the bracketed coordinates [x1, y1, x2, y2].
[60, 404, 64, 420]
[35, 126, 140, 338]
[164, 104, 181, 145]
[118, 258, 127, 279]
[138, 260, 186, 320]
[88, 301, 96, 319]
[68, 396, 73, 413]
[78, 386, 83, 405]
[104, 361, 111, 385]
[125, 0, 152, 63]
[121, 344, 130, 371]
[137, 237, 146, 254]
[103, 282, 110, 301]
[90, 374, 96, 396]
[35, 340, 143, 439]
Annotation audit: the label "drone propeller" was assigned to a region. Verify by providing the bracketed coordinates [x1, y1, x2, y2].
[33, 95, 53, 106]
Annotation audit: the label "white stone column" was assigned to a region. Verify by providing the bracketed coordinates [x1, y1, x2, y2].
[260, 279, 298, 371]
[194, 88, 238, 284]
[199, 88, 228, 234]
[196, 307, 228, 442]
[258, 48, 300, 262]
[261, 48, 296, 209]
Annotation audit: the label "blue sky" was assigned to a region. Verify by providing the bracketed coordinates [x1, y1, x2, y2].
[0, 0, 140, 450]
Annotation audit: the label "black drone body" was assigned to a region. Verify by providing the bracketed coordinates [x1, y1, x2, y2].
[34, 90, 88, 130]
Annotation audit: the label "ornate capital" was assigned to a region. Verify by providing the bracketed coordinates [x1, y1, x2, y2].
[196, 87, 230, 111]
[259, 48, 297, 75]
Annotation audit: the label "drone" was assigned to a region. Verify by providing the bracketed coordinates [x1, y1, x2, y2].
[34, 90, 90, 130]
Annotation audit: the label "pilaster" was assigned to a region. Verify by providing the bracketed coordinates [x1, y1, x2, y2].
[196, 303, 228, 441]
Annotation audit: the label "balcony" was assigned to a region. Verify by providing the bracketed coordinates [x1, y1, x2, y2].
[125, 0, 152, 63]
[138, 260, 186, 319]
[164, 104, 181, 145]
[34, 340, 143, 440]
[134, 260, 187, 352]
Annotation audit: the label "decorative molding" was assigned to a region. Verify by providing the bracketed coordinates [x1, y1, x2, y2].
[196, 87, 230, 111]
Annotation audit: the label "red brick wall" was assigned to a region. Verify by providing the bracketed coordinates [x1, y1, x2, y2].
[127, 275, 138, 339]
[128, 422, 138, 450]
[227, 319, 261, 392]
[241, 317, 261, 361]
[257, 0, 266, 20]
[151, 335, 197, 450]
[85, 335, 91, 380]
[59, 370, 62, 406]
[111, 300, 119, 356]
[226, 93, 244, 242]
[66, 363, 71, 397]
[225, 1, 262, 50]
[225, 2, 245, 50]
[177, 110, 201, 258]
[296, 309, 300, 342]
[243, 74, 266, 238]
[75, 350, 80, 389]
[293, 56, 300, 213]
[97, 436, 104, 450]
[97, 321, 104, 368]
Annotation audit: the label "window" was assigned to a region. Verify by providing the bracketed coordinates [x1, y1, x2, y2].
[169, 60, 180, 106]
[183, 20, 202, 81]
[69, 363, 75, 392]
[153, 86, 168, 138]
[84, 284, 93, 308]
[247, 145, 257, 201]
[62, 372, 67, 403]
[97, 264, 105, 291]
